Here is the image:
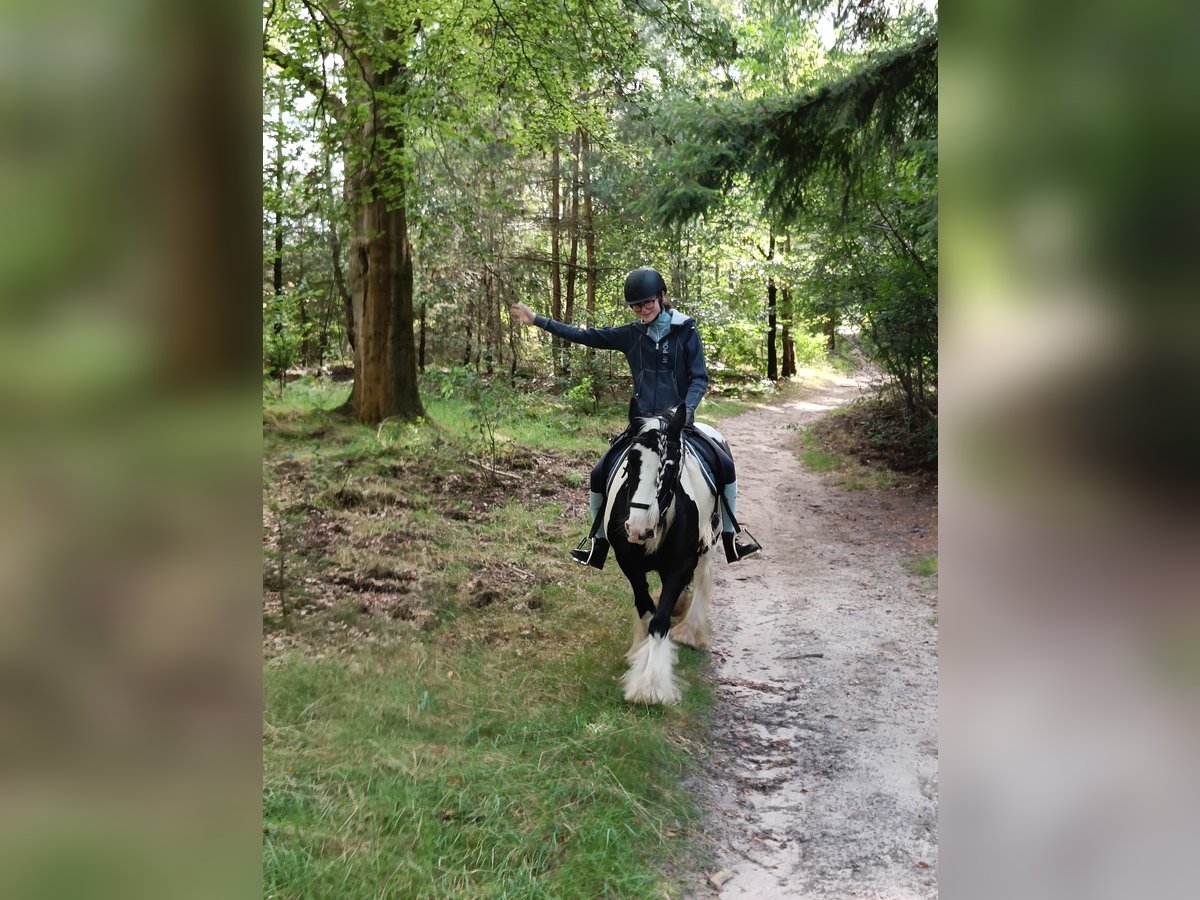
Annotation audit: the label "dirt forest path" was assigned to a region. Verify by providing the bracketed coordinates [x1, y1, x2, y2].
[686, 375, 938, 899]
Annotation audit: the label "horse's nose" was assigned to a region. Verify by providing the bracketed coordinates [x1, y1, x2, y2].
[625, 520, 653, 543]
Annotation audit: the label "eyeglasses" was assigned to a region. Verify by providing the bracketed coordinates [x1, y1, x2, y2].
[630, 298, 657, 311]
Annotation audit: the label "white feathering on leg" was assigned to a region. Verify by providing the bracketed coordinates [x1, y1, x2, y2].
[670, 556, 712, 650]
[622, 633, 681, 705]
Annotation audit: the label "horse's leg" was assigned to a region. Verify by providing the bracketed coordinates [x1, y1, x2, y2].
[649, 564, 695, 638]
[669, 550, 712, 651]
[671, 584, 693, 623]
[624, 564, 696, 706]
[622, 568, 683, 706]
[626, 571, 656, 655]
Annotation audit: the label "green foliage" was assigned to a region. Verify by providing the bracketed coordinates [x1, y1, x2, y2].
[653, 31, 938, 225]
[263, 289, 315, 381]
[564, 375, 597, 415]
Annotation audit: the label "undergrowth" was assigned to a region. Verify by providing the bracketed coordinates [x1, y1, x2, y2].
[796, 393, 937, 494]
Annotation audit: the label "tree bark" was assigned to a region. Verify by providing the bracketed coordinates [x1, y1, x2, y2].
[550, 140, 563, 374]
[562, 129, 581, 376]
[343, 34, 425, 424]
[781, 286, 796, 377]
[565, 128, 580, 327]
[418, 300, 426, 372]
[268, 95, 286, 379]
[581, 129, 596, 327]
[766, 231, 778, 381]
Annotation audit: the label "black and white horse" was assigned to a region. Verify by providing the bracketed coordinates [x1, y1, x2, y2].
[603, 404, 721, 704]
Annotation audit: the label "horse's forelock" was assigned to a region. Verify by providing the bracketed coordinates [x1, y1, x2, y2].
[633, 416, 664, 437]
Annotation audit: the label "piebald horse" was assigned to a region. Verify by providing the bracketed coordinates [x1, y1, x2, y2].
[603, 403, 720, 704]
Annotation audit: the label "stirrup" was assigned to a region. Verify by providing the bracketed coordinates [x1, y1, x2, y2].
[570, 536, 609, 570]
[723, 529, 762, 563]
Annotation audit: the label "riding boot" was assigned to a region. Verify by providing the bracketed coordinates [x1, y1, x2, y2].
[571, 537, 610, 570]
[723, 531, 761, 563]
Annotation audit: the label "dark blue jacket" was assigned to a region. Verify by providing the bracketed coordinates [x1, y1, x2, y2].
[533, 309, 709, 418]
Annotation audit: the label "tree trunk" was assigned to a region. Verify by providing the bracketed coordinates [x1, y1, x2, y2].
[565, 128, 580, 326]
[339, 31, 425, 424]
[349, 197, 415, 422]
[550, 140, 563, 374]
[581, 129, 596, 331]
[322, 147, 353, 357]
[418, 300, 426, 372]
[562, 129, 581, 375]
[781, 286, 796, 377]
[766, 232, 778, 381]
[268, 97, 286, 379]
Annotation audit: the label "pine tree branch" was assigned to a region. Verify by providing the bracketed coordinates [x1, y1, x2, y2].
[871, 199, 932, 282]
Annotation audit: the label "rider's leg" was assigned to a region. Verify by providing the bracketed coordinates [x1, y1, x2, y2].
[587, 490, 603, 524]
[720, 480, 762, 563]
[571, 457, 613, 569]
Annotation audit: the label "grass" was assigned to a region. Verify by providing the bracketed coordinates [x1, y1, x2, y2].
[902, 554, 938, 578]
[794, 422, 903, 491]
[798, 447, 843, 473]
[264, 376, 716, 898]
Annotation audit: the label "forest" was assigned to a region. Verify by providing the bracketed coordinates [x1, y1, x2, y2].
[263, 0, 937, 442]
[262, 2, 937, 894]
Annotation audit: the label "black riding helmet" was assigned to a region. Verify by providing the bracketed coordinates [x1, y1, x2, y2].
[624, 267, 667, 305]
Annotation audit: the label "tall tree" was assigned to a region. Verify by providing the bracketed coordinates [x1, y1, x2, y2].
[550, 139, 564, 373]
[264, 0, 643, 420]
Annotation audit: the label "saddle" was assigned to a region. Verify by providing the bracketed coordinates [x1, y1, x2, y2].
[593, 422, 740, 538]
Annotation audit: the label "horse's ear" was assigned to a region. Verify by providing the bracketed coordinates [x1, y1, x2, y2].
[667, 403, 687, 437]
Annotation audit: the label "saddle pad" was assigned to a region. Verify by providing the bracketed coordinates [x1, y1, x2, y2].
[683, 434, 720, 496]
[604, 434, 721, 498]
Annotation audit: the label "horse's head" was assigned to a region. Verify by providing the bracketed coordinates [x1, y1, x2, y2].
[623, 404, 687, 545]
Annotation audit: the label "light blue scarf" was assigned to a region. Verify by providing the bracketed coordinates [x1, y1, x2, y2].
[647, 308, 671, 342]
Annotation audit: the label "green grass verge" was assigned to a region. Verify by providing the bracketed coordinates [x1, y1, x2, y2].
[264, 640, 711, 898]
[264, 376, 715, 898]
[901, 554, 938, 578]
[794, 422, 901, 491]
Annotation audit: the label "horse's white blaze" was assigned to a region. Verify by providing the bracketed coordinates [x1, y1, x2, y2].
[622, 633, 680, 705]
[641, 498, 676, 554]
[623, 443, 661, 542]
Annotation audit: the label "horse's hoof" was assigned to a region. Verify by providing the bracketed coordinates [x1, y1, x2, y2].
[624, 685, 682, 706]
[621, 634, 680, 705]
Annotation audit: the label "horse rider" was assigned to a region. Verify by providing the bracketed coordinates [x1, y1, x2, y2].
[509, 266, 762, 570]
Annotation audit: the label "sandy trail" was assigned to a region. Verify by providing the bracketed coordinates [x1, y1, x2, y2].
[685, 375, 938, 899]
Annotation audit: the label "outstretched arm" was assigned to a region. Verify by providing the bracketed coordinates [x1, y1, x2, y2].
[508, 304, 630, 351]
[510, 302, 536, 326]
